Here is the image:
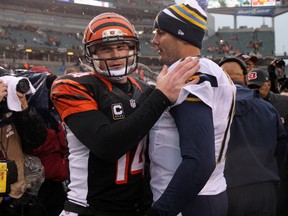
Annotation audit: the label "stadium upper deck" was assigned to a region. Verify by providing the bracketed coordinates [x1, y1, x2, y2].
[0, 0, 287, 74]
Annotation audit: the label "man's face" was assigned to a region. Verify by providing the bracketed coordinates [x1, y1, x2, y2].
[276, 67, 284, 78]
[152, 29, 184, 66]
[221, 61, 247, 85]
[258, 81, 271, 98]
[94, 42, 131, 70]
[246, 60, 255, 72]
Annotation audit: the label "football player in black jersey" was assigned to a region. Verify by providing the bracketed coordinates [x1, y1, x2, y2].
[51, 12, 200, 216]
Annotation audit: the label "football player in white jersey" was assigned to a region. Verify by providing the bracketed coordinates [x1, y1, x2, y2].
[145, 0, 236, 216]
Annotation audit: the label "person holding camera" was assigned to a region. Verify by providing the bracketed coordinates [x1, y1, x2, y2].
[0, 79, 27, 205]
[14, 67, 69, 216]
[0, 68, 48, 216]
[268, 58, 286, 93]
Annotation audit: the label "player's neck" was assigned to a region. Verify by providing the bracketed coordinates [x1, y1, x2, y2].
[114, 79, 132, 94]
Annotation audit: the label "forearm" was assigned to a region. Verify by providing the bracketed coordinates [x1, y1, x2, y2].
[66, 89, 171, 161]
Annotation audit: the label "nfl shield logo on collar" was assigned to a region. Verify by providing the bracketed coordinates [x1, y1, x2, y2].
[129, 99, 136, 108]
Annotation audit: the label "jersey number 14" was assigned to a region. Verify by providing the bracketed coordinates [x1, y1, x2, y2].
[116, 138, 146, 184]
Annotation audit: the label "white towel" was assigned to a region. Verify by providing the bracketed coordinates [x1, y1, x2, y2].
[0, 76, 36, 111]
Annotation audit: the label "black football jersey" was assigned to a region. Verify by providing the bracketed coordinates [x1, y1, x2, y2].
[51, 72, 153, 215]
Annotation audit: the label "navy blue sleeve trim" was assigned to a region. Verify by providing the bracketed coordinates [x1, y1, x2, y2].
[153, 100, 216, 216]
[193, 72, 218, 87]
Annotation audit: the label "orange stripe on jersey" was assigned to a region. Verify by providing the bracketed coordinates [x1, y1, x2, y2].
[127, 76, 142, 91]
[53, 79, 90, 92]
[94, 73, 113, 91]
[51, 79, 98, 121]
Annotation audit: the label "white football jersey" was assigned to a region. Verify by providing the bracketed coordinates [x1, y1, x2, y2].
[149, 58, 236, 201]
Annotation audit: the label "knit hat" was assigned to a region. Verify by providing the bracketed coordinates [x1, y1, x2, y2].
[247, 68, 269, 87]
[154, 0, 208, 49]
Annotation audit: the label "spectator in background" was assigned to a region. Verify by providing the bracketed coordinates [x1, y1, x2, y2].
[268, 58, 286, 93]
[219, 55, 248, 85]
[247, 68, 288, 134]
[0, 76, 27, 214]
[14, 67, 68, 216]
[219, 57, 287, 216]
[235, 53, 258, 72]
[59, 65, 67, 74]
[63, 66, 78, 75]
[247, 68, 288, 216]
[279, 78, 288, 96]
[146, 0, 236, 215]
[0, 66, 48, 215]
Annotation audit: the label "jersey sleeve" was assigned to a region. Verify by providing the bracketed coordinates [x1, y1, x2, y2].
[51, 76, 98, 121]
[173, 58, 231, 108]
[152, 100, 216, 215]
[173, 71, 217, 108]
[51, 75, 172, 161]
